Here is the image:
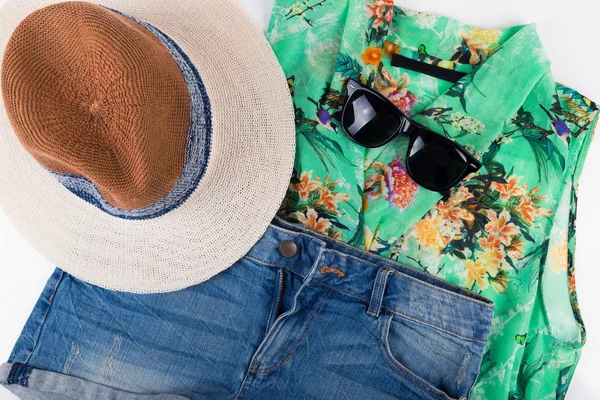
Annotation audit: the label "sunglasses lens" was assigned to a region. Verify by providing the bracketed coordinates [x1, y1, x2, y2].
[406, 131, 470, 191]
[342, 91, 401, 148]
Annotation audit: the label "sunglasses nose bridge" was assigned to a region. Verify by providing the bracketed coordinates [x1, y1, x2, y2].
[399, 116, 417, 136]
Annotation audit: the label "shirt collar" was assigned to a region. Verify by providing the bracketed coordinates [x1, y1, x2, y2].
[404, 23, 553, 157]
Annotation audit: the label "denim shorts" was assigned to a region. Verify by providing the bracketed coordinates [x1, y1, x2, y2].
[1, 218, 494, 400]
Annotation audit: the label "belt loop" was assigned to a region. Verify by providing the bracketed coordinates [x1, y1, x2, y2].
[367, 268, 394, 318]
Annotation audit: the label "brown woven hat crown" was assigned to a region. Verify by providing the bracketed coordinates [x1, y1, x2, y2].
[1, 1, 190, 210]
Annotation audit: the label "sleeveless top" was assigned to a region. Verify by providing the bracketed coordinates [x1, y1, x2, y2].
[266, 1, 598, 398]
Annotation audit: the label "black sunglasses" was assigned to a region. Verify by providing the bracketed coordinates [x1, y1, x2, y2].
[340, 79, 481, 192]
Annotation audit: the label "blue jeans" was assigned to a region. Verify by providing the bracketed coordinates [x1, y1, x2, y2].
[1, 218, 493, 400]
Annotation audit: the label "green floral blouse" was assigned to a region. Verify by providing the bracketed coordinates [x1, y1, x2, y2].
[267, 1, 598, 399]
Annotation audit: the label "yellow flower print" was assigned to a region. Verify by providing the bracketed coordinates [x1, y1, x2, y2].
[290, 171, 321, 200]
[362, 46, 383, 66]
[464, 247, 510, 292]
[549, 234, 569, 272]
[295, 208, 331, 234]
[490, 175, 527, 202]
[484, 210, 520, 246]
[476, 248, 504, 277]
[364, 225, 386, 252]
[490, 270, 511, 294]
[464, 259, 488, 290]
[460, 28, 501, 64]
[437, 60, 455, 70]
[414, 217, 449, 254]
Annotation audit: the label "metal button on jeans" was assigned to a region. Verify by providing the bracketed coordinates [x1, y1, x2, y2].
[279, 241, 298, 258]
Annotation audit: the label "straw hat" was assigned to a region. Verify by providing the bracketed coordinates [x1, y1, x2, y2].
[0, 0, 295, 293]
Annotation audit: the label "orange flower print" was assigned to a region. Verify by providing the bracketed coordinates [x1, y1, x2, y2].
[365, 157, 418, 210]
[490, 175, 527, 202]
[365, 0, 394, 29]
[514, 195, 552, 225]
[362, 194, 369, 213]
[568, 273, 577, 293]
[331, 230, 343, 241]
[384, 88, 419, 115]
[506, 236, 525, 261]
[436, 186, 475, 225]
[375, 69, 419, 114]
[290, 171, 321, 201]
[362, 46, 383, 66]
[478, 234, 501, 251]
[485, 210, 520, 246]
[317, 185, 351, 213]
[384, 40, 400, 58]
[464, 259, 488, 290]
[388, 157, 418, 209]
[295, 208, 331, 234]
[450, 185, 475, 204]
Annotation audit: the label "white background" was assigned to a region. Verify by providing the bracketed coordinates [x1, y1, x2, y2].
[0, 1, 599, 399]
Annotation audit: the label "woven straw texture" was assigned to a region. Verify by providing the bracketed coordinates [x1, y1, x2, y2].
[0, 0, 296, 293]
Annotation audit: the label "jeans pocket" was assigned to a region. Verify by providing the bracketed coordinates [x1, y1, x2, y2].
[378, 310, 486, 400]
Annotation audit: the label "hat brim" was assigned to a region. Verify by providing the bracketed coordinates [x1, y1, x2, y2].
[0, 0, 296, 293]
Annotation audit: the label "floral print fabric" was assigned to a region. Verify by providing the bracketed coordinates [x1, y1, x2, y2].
[267, 1, 598, 399]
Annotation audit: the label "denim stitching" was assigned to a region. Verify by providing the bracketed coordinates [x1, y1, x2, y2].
[268, 224, 326, 243]
[242, 255, 306, 278]
[250, 288, 332, 375]
[327, 250, 493, 309]
[378, 313, 453, 400]
[235, 365, 258, 400]
[251, 288, 331, 374]
[311, 282, 371, 302]
[264, 222, 491, 308]
[274, 218, 492, 307]
[367, 268, 394, 317]
[308, 282, 487, 343]
[385, 309, 489, 344]
[367, 276, 384, 317]
[303, 246, 326, 284]
[7, 363, 33, 387]
[246, 244, 490, 312]
[264, 270, 281, 336]
[25, 270, 65, 364]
